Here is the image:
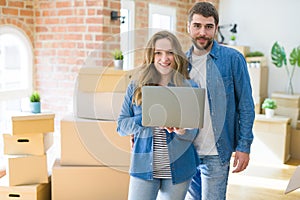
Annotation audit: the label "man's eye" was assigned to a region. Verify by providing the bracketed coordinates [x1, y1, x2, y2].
[154, 52, 161, 55]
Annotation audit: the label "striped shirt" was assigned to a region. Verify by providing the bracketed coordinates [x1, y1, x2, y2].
[153, 127, 171, 179]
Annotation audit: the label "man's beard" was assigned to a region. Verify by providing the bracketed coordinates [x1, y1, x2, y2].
[192, 37, 213, 51]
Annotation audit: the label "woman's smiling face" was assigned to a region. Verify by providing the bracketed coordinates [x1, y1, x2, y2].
[153, 38, 175, 76]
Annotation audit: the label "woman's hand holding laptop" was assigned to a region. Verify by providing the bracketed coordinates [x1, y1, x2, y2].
[163, 127, 186, 135]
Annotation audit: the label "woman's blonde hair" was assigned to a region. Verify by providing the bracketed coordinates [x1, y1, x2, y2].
[132, 30, 190, 105]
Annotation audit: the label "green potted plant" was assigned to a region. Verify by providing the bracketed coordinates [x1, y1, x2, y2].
[271, 42, 300, 94]
[112, 49, 124, 70]
[30, 91, 41, 113]
[228, 35, 236, 46]
[262, 98, 277, 118]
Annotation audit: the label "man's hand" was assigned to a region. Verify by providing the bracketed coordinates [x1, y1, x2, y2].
[232, 151, 250, 173]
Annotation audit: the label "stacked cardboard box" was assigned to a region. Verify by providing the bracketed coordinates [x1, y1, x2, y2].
[251, 114, 292, 164]
[271, 92, 300, 128]
[52, 67, 133, 200]
[246, 56, 269, 114]
[0, 112, 55, 199]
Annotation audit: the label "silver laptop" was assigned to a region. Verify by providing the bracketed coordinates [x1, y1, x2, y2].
[142, 86, 205, 128]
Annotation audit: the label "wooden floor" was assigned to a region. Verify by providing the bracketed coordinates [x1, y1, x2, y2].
[227, 158, 300, 200]
[1, 158, 300, 199]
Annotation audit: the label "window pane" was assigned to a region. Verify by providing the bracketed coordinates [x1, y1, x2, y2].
[152, 14, 171, 30]
[0, 33, 29, 91]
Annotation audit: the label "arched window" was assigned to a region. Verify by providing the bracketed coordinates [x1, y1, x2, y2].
[0, 25, 33, 129]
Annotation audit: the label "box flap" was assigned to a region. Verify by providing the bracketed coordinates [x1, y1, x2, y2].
[11, 112, 55, 121]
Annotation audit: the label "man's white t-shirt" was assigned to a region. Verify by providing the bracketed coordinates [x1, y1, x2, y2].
[189, 52, 218, 156]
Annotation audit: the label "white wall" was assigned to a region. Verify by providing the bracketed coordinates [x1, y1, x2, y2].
[219, 0, 300, 95]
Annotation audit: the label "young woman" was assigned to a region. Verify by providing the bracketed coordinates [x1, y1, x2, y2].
[117, 31, 199, 200]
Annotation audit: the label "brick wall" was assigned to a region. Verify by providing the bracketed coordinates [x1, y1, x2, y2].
[0, 0, 218, 121]
[0, 0, 35, 48]
[34, 0, 122, 119]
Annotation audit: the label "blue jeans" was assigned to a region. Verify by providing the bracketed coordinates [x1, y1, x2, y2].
[185, 155, 230, 200]
[128, 176, 191, 200]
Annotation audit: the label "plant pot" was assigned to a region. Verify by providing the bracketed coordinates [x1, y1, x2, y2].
[265, 108, 275, 118]
[228, 40, 236, 46]
[30, 102, 41, 113]
[114, 60, 123, 70]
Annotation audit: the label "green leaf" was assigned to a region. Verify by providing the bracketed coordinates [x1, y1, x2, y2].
[30, 91, 40, 102]
[289, 46, 300, 67]
[271, 42, 287, 68]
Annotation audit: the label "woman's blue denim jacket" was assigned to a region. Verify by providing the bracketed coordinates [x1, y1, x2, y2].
[117, 80, 199, 184]
[186, 41, 255, 164]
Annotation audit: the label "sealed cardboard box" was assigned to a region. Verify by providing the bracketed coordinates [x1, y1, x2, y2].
[3, 133, 53, 155]
[75, 91, 125, 120]
[252, 114, 291, 164]
[253, 95, 266, 114]
[0, 175, 50, 200]
[275, 107, 299, 128]
[77, 67, 133, 93]
[246, 56, 268, 67]
[12, 112, 55, 135]
[52, 160, 129, 200]
[248, 66, 268, 98]
[271, 92, 300, 108]
[7, 153, 55, 186]
[227, 45, 250, 56]
[60, 116, 130, 166]
[291, 128, 300, 159]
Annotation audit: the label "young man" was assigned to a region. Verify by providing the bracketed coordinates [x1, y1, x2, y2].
[185, 2, 255, 200]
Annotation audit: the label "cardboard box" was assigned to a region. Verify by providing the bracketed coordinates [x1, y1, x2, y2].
[12, 112, 55, 135]
[253, 96, 266, 114]
[7, 152, 55, 186]
[226, 45, 250, 57]
[77, 67, 134, 93]
[291, 128, 300, 159]
[60, 116, 130, 166]
[0, 175, 50, 200]
[3, 133, 53, 155]
[75, 90, 125, 120]
[285, 166, 300, 194]
[275, 107, 299, 128]
[246, 56, 268, 67]
[248, 67, 268, 98]
[252, 114, 291, 164]
[271, 92, 300, 108]
[52, 160, 129, 200]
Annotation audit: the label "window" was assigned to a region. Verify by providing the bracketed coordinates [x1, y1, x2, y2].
[0, 25, 33, 131]
[148, 4, 176, 36]
[121, 0, 135, 70]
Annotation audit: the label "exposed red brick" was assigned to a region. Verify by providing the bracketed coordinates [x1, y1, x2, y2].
[8, 1, 23, 8]
[58, 9, 73, 16]
[20, 9, 34, 16]
[2, 8, 18, 15]
[0, 0, 6, 6]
